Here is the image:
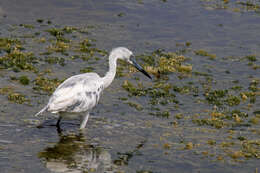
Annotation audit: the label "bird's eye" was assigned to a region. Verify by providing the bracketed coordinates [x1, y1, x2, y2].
[129, 55, 134, 61]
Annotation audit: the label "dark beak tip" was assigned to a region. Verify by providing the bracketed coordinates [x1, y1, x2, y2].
[146, 73, 152, 80]
[141, 70, 152, 80]
[131, 57, 152, 80]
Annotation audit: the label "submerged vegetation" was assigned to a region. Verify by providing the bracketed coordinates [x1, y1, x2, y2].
[0, 38, 22, 53]
[194, 49, 216, 60]
[33, 75, 62, 94]
[201, 0, 260, 13]
[0, 87, 29, 104]
[0, 48, 37, 72]
[138, 50, 192, 77]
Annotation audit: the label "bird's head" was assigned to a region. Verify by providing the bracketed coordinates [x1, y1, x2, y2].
[112, 47, 152, 79]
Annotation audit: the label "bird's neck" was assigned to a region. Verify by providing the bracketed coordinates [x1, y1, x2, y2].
[102, 53, 117, 88]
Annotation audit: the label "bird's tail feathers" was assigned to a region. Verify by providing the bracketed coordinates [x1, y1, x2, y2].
[34, 106, 48, 117]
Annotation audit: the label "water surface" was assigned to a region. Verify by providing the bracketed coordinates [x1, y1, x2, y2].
[0, 0, 259, 172]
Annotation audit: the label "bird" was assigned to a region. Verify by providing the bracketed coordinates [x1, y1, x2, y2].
[35, 47, 152, 130]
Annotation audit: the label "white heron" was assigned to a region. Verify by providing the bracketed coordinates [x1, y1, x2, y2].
[35, 47, 151, 130]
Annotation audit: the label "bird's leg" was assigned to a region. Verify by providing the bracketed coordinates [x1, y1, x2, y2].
[57, 125, 62, 134]
[56, 116, 62, 127]
[56, 116, 63, 134]
[80, 113, 90, 129]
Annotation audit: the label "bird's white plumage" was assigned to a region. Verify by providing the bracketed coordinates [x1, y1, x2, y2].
[47, 73, 103, 113]
[35, 47, 151, 130]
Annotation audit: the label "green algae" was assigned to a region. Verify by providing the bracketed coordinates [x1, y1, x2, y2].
[201, 0, 260, 13]
[0, 87, 13, 95]
[122, 80, 146, 97]
[19, 24, 34, 29]
[193, 116, 226, 129]
[79, 39, 92, 50]
[249, 117, 259, 125]
[46, 28, 66, 41]
[78, 39, 101, 55]
[62, 26, 78, 34]
[245, 55, 257, 62]
[19, 75, 30, 85]
[33, 75, 62, 94]
[0, 87, 29, 104]
[230, 110, 248, 118]
[137, 54, 155, 66]
[241, 140, 260, 158]
[193, 71, 211, 76]
[175, 113, 183, 119]
[47, 41, 70, 53]
[44, 56, 65, 66]
[122, 80, 178, 106]
[207, 139, 216, 145]
[192, 110, 249, 129]
[249, 79, 259, 92]
[184, 142, 194, 150]
[230, 85, 243, 91]
[157, 53, 192, 74]
[10, 75, 30, 85]
[8, 92, 29, 104]
[0, 38, 22, 53]
[245, 55, 259, 69]
[36, 19, 44, 23]
[237, 1, 260, 10]
[194, 49, 216, 60]
[127, 101, 143, 111]
[155, 110, 171, 118]
[0, 48, 37, 72]
[80, 67, 94, 73]
[172, 84, 199, 96]
[139, 50, 192, 78]
[117, 12, 125, 17]
[225, 95, 240, 106]
[205, 89, 228, 106]
[115, 65, 126, 77]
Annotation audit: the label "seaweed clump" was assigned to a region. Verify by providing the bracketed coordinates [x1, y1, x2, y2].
[122, 80, 178, 106]
[0, 38, 22, 53]
[33, 75, 62, 94]
[140, 51, 192, 77]
[194, 49, 216, 60]
[0, 48, 37, 72]
[0, 87, 29, 104]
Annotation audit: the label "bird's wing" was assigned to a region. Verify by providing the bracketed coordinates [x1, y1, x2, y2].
[47, 73, 103, 113]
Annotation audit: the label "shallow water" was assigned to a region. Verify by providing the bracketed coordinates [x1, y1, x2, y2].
[0, 0, 260, 172]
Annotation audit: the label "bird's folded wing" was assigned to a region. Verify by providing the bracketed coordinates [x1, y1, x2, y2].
[47, 85, 84, 112]
[46, 74, 103, 113]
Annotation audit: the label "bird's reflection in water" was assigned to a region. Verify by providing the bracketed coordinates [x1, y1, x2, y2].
[38, 133, 115, 173]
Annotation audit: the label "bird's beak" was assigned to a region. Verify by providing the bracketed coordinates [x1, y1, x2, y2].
[130, 56, 152, 80]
